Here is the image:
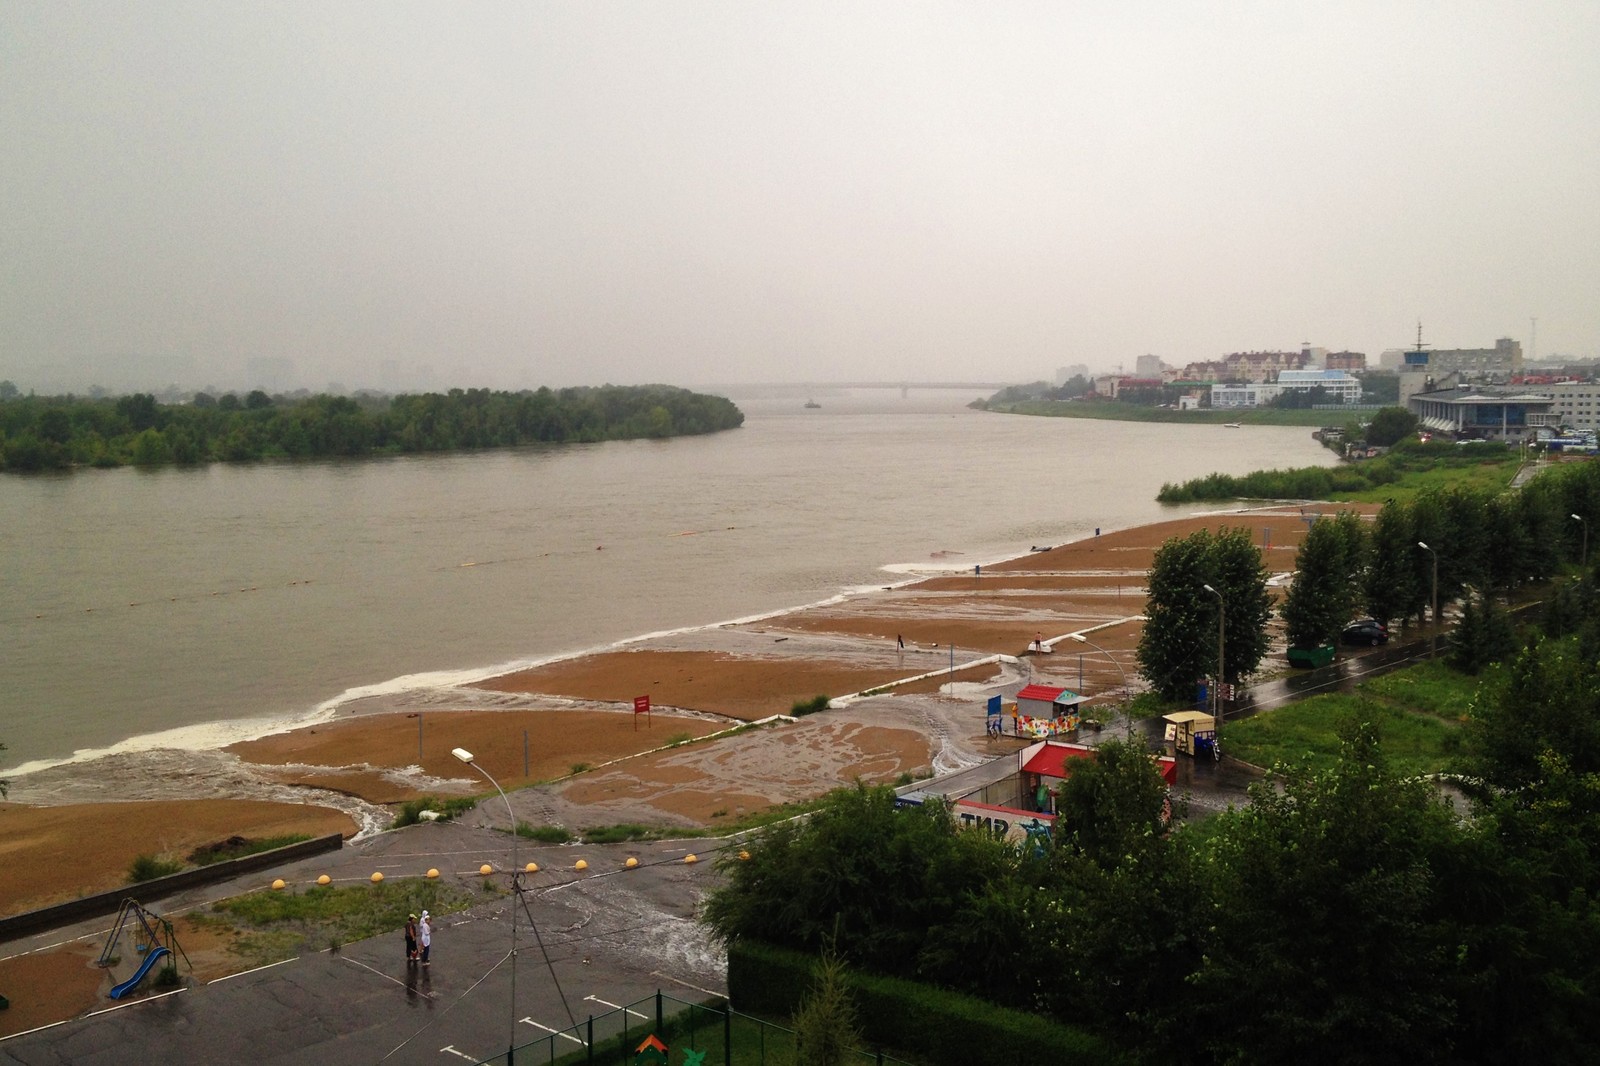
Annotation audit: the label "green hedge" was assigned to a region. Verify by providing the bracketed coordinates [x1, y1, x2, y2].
[727, 941, 1129, 1065]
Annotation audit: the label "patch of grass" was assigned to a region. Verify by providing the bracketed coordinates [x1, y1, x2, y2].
[569, 762, 593, 775]
[1358, 660, 1485, 722]
[517, 824, 573, 844]
[210, 879, 474, 964]
[664, 732, 695, 747]
[790, 694, 830, 716]
[1226, 694, 1460, 777]
[710, 808, 728, 818]
[580, 823, 664, 844]
[187, 834, 313, 866]
[128, 854, 184, 883]
[392, 795, 479, 827]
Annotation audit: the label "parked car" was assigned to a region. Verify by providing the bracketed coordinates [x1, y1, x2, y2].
[1341, 618, 1389, 646]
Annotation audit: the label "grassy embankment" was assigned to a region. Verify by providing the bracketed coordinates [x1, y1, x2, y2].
[1225, 660, 1478, 776]
[1156, 440, 1521, 506]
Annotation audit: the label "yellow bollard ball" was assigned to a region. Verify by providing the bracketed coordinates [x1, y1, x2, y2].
[738, 850, 751, 861]
[479, 864, 493, 876]
[271, 878, 286, 890]
[370, 872, 384, 884]
[625, 857, 639, 869]
[426, 868, 439, 879]
[574, 859, 589, 871]
[525, 862, 538, 873]
[684, 854, 698, 864]
[316, 874, 331, 886]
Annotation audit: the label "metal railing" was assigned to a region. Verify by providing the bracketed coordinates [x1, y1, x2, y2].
[472, 991, 915, 1066]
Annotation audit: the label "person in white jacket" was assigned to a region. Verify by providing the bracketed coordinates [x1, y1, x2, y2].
[419, 910, 433, 966]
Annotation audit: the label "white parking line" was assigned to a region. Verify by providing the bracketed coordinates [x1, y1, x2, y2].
[584, 994, 649, 1020]
[521, 1016, 586, 1044]
[208, 956, 299, 984]
[439, 1045, 478, 1060]
[650, 971, 724, 998]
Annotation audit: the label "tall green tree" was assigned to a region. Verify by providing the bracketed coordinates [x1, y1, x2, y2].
[1054, 739, 1172, 867]
[1364, 406, 1419, 447]
[1281, 514, 1363, 648]
[1183, 723, 1459, 1064]
[1138, 527, 1272, 700]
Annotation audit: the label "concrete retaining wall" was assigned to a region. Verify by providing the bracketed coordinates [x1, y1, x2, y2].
[0, 832, 344, 941]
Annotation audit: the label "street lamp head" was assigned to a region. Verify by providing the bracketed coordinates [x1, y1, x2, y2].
[1202, 583, 1217, 594]
[451, 747, 475, 764]
[1417, 541, 1430, 551]
[1068, 633, 1088, 644]
[1573, 514, 1584, 522]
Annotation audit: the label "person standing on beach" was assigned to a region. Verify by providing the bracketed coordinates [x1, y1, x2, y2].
[404, 913, 418, 963]
[419, 910, 433, 966]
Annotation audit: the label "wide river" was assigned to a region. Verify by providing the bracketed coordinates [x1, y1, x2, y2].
[1, 388, 1335, 779]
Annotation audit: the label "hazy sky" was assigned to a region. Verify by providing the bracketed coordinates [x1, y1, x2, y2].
[3, 2, 1598, 393]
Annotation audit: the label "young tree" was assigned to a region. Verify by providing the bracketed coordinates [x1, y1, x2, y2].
[792, 945, 863, 1066]
[1448, 592, 1517, 675]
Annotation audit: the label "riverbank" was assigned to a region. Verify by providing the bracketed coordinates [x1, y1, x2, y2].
[2, 504, 1348, 918]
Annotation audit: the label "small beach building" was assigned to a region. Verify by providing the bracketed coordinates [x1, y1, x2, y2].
[1012, 684, 1089, 740]
[1014, 684, 1085, 718]
[1017, 740, 1179, 813]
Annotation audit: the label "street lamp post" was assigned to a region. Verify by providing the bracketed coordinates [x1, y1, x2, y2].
[1069, 632, 1132, 741]
[1417, 541, 1439, 657]
[1572, 514, 1588, 570]
[1201, 584, 1224, 723]
[453, 747, 519, 1066]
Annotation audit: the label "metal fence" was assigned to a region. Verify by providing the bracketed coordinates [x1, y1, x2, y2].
[471, 990, 916, 1066]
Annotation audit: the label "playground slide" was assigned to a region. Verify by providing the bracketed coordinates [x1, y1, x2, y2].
[109, 946, 170, 1000]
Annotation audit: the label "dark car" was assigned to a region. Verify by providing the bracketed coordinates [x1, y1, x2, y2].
[1341, 618, 1389, 646]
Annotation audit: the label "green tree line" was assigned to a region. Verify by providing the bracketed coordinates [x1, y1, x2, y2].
[1156, 436, 1511, 503]
[706, 572, 1600, 1061]
[1138, 458, 1598, 695]
[0, 384, 744, 472]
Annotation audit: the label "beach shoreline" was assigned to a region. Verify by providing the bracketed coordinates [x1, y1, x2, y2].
[2, 503, 1347, 919]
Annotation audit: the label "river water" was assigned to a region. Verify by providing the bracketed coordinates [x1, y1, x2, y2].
[1, 389, 1334, 778]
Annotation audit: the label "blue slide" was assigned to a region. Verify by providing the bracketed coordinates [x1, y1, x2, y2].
[109, 947, 170, 1000]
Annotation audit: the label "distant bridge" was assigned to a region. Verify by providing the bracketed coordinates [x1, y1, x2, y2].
[801, 381, 1016, 391]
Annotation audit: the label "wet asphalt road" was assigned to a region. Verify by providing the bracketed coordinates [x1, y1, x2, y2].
[0, 823, 729, 1066]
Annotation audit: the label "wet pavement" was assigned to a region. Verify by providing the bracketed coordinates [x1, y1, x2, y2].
[0, 822, 729, 1066]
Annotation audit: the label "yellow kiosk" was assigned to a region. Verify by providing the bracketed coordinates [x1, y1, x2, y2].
[1163, 710, 1217, 757]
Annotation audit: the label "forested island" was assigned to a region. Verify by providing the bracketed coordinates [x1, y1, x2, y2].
[0, 384, 743, 472]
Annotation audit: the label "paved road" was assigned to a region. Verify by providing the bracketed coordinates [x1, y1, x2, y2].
[0, 823, 731, 1066]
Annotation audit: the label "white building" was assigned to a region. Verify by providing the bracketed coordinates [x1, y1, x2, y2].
[1211, 382, 1280, 408]
[1276, 369, 1363, 404]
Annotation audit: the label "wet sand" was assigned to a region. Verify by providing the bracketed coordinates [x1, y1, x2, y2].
[5, 505, 1353, 920]
[0, 799, 358, 918]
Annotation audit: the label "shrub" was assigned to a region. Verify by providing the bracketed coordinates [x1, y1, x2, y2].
[518, 824, 573, 844]
[790, 694, 830, 716]
[128, 854, 183, 883]
[392, 795, 479, 827]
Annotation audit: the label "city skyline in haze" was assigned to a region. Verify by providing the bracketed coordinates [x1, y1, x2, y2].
[3, 3, 1598, 395]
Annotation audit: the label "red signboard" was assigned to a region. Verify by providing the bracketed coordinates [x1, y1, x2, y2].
[634, 695, 650, 714]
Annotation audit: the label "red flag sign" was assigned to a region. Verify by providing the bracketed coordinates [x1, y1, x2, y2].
[634, 695, 650, 715]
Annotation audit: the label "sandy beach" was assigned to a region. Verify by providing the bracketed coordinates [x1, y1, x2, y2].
[4, 505, 1347, 920]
